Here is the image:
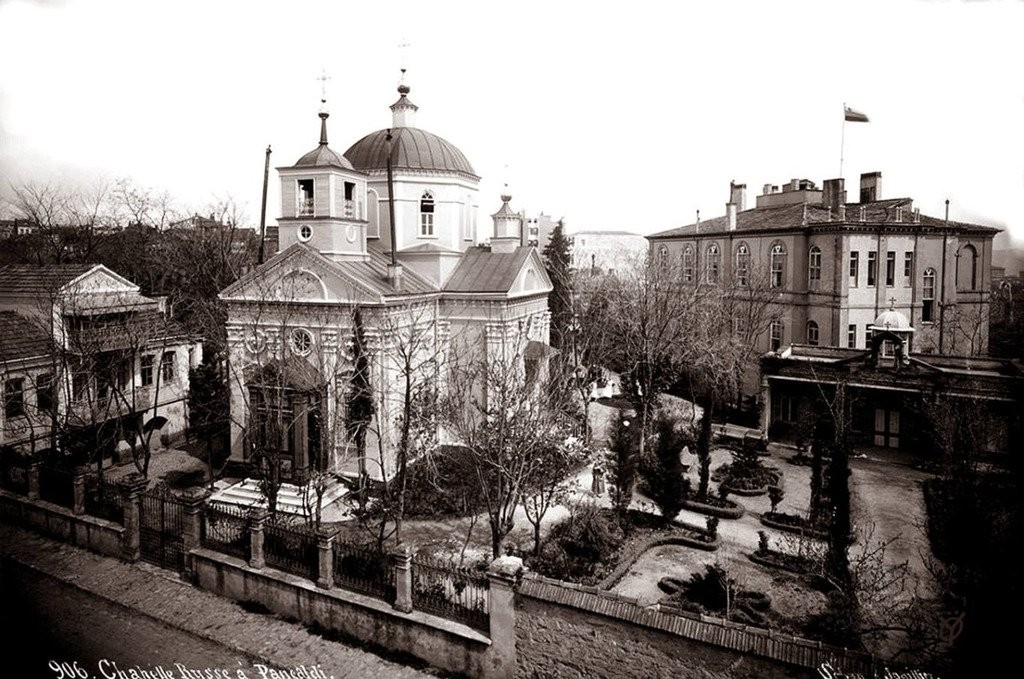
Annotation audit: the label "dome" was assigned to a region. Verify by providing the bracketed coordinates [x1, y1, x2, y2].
[343, 127, 478, 179]
[294, 144, 354, 170]
[871, 308, 913, 332]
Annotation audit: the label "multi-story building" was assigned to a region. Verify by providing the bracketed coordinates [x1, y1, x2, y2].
[648, 173, 999, 362]
[571, 230, 648, 277]
[521, 212, 557, 251]
[0, 264, 201, 457]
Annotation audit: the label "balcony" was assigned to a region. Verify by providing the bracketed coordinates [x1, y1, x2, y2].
[298, 199, 315, 217]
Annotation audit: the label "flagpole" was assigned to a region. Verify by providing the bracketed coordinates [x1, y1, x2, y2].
[839, 102, 846, 177]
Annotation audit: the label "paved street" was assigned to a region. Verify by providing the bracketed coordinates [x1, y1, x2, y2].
[0, 523, 436, 679]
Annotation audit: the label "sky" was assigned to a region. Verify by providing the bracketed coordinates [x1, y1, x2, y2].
[1, 0, 1022, 247]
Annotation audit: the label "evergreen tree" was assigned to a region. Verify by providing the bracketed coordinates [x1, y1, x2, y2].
[541, 219, 573, 348]
[346, 308, 375, 488]
[187, 355, 230, 489]
[638, 411, 692, 522]
[605, 410, 640, 519]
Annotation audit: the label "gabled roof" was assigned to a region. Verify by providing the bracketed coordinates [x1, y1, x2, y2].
[444, 246, 548, 294]
[0, 311, 50, 362]
[0, 264, 96, 297]
[649, 199, 999, 239]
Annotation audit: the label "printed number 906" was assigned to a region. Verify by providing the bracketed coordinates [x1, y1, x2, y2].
[48, 660, 89, 679]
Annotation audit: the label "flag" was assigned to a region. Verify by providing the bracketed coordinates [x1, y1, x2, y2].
[844, 106, 869, 123]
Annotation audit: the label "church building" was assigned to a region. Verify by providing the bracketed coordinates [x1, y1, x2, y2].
[219, 79, 553, 485]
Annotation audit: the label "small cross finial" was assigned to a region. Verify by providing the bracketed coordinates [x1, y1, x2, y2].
[889, 296, 897, 309]
[398, 38, 411, 77]
[317, 69, 331, 106]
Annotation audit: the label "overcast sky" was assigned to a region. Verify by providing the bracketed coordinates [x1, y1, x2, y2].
[1, 0, 1022, 245]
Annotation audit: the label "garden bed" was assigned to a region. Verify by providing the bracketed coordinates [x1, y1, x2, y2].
[747, 549, 820, 576]
[760, 512, 828, 540]
[682, 495, 745, 519]
[786, 454, 831, 468]
[599, 526, 719, 589]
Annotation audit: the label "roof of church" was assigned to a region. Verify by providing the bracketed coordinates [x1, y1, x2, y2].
[444, 246, 534, 293]
[294, 144, 354, 171]
[344, 127, 478, 179]
[649, 199, 1000, 239]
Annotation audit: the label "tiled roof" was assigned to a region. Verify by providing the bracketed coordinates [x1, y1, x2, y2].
[343, 244, 437, 296]
[0, 264, 95, 297]
[649, 199, 999, 239]
[0, 311, 50, 361]
[444, 246, 532, 293]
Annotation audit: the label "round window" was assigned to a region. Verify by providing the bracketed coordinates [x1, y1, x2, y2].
[291, 328, 313, 355]
[299, 225, 313, 242]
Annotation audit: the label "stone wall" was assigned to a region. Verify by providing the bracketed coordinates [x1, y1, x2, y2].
[515, 575, 874, 679]
[0, 489, 123, 559]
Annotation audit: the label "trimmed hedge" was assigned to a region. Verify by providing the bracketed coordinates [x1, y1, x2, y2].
[682, 496, 745, 519]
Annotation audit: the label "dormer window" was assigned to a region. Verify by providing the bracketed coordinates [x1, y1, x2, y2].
[420, 191, 435, 237]
[297, 179, 314, 216]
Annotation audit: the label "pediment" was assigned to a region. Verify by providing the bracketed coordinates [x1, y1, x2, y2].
[509, 249, 554, 297]
[63, 266, 138, 295]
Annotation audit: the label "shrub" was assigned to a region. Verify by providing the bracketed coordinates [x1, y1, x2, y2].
[530, 501, 625, 581]
[638, 411, 693, 522]
[768, 485, 785, 514]
[758, 530, 770, 554]
[682, 563, 732, 611]
[705, 516, 720, 540]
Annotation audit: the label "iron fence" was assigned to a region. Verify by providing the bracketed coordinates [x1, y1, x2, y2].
[0, 456, 28, 495]
[203, 502, 251, 561]
[411, 556, 490, 632]
[38, 464, 74, 508]
[84, 475, 123, 523]
[264, 518, 318, 580]
[333, 540, 395, 602]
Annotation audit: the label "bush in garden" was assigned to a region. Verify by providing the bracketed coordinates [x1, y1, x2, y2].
[768, 485, 785, 514]
[758, 530, 770, 554]
[638, 410, 693, 522]
[530, 501, 625, 581]
[706, 516, 720, 540]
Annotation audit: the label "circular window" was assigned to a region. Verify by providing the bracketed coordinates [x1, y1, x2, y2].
[291, 328, 313, 356]
[298, 225, 313, 242]
[244, 330, 266, 354]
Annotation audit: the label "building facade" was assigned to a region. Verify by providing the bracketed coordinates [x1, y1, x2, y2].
[571, 230, 648, 277]
[0, 264, 201, 458]
[220, 81, 553, 484]
[648, 173, 999, 361]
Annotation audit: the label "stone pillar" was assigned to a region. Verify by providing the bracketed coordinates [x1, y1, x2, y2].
[180, 487, 209, 581]
[248, 508, 269, 570]
[117, 473, 148, 563]
[316, 527, 336, 589]
[486, 556, 523, 679]
[72, 466, 87, 515]
[393, 545, 413, 613]
[27, 460, 41, 500]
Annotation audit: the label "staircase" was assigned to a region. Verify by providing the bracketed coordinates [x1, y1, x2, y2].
[209, 477, 349, 516]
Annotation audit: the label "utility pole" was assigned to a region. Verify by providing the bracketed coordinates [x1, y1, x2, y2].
[258, 145, 272, 265]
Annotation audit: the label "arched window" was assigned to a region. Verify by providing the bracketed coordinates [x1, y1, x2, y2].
[770, 242, 787, 288]
[706, 243, 721, 284]
[658, 245, 669, 268]
[806, 320, 820, 346]
[808, 246, 822, 291]
[770, 319, 783, 352]
[419, 191, 435, 237]
[957, 244, 978, 290]
[922, 268, 937, 322]
[735, 243, 750, 287]
[366, 189, 380, 239]
[682, 246, 695, 283]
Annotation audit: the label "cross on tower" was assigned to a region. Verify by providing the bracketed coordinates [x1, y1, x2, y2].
[317, 69, 331, 104]
[889, 296, 898, 309]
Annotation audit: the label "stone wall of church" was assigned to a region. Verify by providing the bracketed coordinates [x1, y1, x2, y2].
[367, 171, 479, 252]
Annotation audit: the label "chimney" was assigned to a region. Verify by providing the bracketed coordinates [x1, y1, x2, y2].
[913, 207, 921, 223]
[895, 205, 904, 223]
[695, 209, 701, 234]
[788, 178, 800, 192]
[859, 205, 867, 222]
[726, 203, 737, 231]
[387, 262, 404, 290]
[859, 171, 882, 203]
[729, 181, 747, 211]
[762, 183, 773, 196]
[822, 178, 846, 213]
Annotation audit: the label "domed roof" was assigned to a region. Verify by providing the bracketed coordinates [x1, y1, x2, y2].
[343, 127, 478, 179]
[871, 308, 913, 332]
[294, 144, 354, 170]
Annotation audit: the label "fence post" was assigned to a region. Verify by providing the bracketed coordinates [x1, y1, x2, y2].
[180, 487, 209, 581]
[27, 459, 41, 500]
[248, 508, 269, 570]
[72, 466, 88, 515]
[117, 473, 148, 563]
[486, 556, 523, 679]
[393, 545, 413, 613]
[316, 527, 336, 589]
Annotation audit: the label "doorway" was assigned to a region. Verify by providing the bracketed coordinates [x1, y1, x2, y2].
[873, 408, 900, 448]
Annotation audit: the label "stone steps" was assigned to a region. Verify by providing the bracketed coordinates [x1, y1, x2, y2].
[209, 478, 349, 516]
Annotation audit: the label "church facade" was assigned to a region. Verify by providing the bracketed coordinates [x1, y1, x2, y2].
[220, 82, 552, 483]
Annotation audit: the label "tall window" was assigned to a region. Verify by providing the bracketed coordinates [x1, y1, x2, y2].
[141, 355, 155, 387]
[658, 245, 669, 268]
[160, 352, 176, 383]
[705, 244, 721, 284]
[808, 246, 822, 291]
[867, 250, 877, 287]
[4, 378, 25, 419]
[769, 320, 783, 352]
[735, 244, 750, 287]
[297, 179, 314, 216]
[886, 251, 896, 287]
[36, 374, 54, 413]
[865, 324, 873, 345]
[419, 191, 435, 236]
[806, 321, 820, 346]
[958, 244, 978, 290]
[682, 246, 695, 283]
[922, 268, 936, 322]
[770, 242, 786, 288]
[849, 251, 860, 287]
[847, 324, 857, 348]
[903, 252, 914, 286]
